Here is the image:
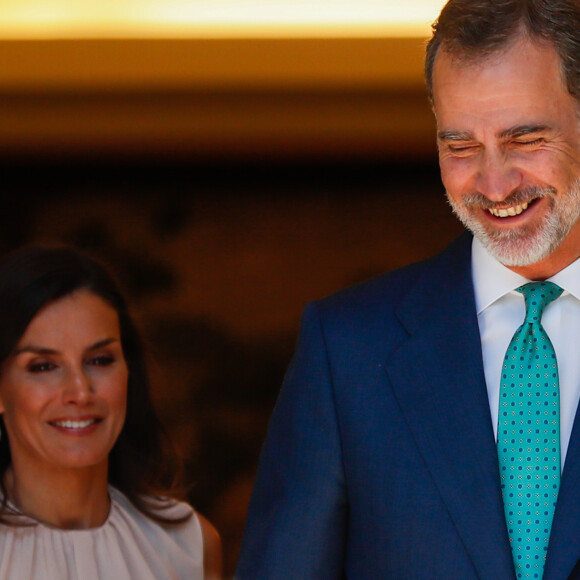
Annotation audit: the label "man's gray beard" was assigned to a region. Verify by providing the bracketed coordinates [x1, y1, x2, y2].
[446, 179, 580, 267]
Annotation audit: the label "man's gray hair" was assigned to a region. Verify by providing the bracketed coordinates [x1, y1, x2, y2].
[425, 0, 580, 105]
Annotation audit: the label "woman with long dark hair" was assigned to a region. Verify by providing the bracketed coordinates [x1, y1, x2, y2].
[0, 245, 221, 579]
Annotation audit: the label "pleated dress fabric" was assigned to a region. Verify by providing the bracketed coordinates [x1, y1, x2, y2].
[0, 487, 203, 579]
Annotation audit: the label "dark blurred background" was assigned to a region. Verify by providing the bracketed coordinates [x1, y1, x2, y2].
[0, 33, 463, 577]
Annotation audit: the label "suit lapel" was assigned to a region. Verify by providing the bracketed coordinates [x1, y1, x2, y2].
[544, 408, 580, 579]
[385, 234, 515, 579]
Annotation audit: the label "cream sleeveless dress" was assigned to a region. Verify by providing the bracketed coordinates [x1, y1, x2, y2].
[0, 487, 204, 579]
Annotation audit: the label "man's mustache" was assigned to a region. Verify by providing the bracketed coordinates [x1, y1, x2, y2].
[458, 186, 556, 209]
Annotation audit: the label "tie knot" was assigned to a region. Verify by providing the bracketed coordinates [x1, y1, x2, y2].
[517, 281, 563, 323]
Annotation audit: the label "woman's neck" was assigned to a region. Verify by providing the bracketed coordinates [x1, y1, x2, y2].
[5, 461, 110, 529]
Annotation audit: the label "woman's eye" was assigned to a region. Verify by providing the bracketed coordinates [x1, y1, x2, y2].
[28, 361, 56, 373]
[88, 355, 115, 367]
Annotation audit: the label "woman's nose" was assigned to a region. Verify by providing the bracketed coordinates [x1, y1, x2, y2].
[62, 368, 94, 404]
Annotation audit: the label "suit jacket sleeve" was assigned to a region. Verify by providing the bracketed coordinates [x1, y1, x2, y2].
[236, 301, 348, 579]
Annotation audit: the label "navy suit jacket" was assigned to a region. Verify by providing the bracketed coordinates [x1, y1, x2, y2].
[237, 233, 580, 579]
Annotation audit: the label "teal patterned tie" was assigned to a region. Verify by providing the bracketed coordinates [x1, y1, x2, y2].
[497, 281, 563, 579]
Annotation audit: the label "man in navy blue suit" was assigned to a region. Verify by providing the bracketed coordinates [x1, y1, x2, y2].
[237, 1, 580, 578]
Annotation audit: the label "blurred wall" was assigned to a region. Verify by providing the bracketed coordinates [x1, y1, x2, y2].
[0, 37, 433, 159]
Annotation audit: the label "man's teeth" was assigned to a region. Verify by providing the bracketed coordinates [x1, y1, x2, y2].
[488, 202, 529, 217]
[53, 419, 96, 429]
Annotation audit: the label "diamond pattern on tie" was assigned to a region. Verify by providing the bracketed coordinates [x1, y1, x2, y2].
[497, 281, 563, 580]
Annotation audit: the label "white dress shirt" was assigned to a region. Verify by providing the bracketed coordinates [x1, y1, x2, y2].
[472, 236, 580, 467]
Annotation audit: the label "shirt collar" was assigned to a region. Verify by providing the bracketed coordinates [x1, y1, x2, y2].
[471, 237, 580, 314]
[551, 257, 580, 302]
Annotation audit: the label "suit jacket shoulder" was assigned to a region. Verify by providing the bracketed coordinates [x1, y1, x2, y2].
[310, 231, 475, 361]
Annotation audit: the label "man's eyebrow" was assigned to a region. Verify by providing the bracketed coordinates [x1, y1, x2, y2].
[437, 125, 550, 142]
[498, 124, 550, 140]
[437, 130, 474, 141]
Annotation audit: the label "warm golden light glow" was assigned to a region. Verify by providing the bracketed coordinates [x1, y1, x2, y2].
[0, 0, 445, 38]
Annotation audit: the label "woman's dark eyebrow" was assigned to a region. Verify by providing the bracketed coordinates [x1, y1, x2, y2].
[13, 337, 118, 357]
[87, 338, 118, 351]
[13, 346, 59, 356]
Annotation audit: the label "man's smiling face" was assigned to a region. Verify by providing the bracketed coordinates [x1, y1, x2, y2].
[433, 36, 580, 279]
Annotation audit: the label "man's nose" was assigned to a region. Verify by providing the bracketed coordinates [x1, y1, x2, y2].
[476, 150, 522, 201]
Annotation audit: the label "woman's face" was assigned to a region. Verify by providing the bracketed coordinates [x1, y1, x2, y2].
[0, 290, 128, 476]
